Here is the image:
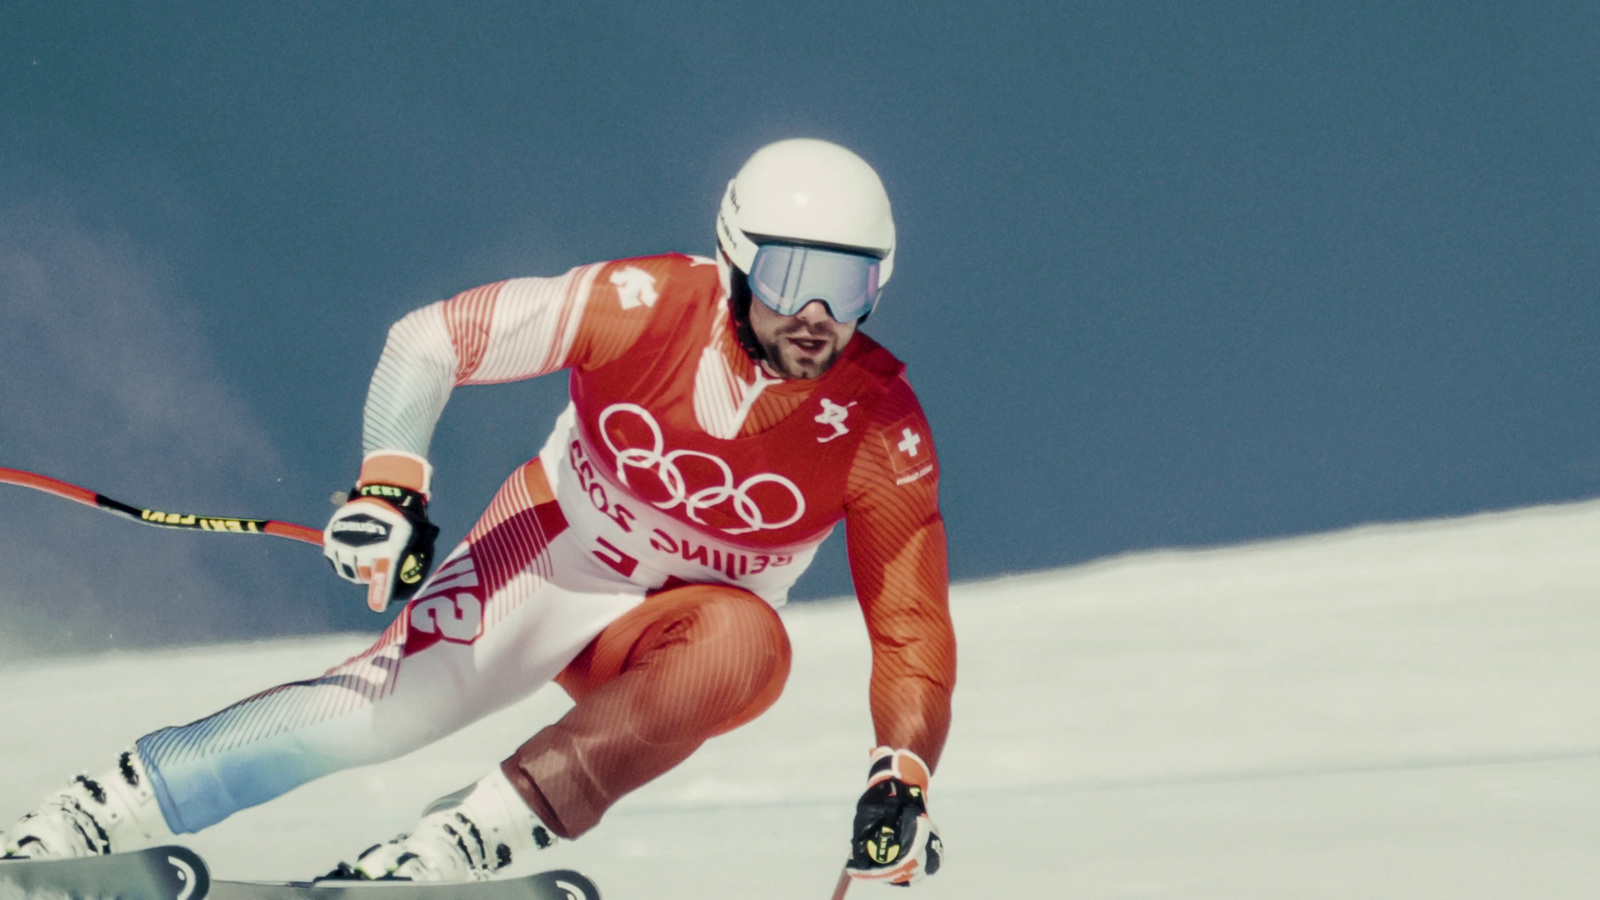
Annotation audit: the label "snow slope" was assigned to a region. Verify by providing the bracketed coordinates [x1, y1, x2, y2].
[3, 500, 1599, 898]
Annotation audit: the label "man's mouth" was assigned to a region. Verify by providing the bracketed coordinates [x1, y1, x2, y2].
[787, 336, 829, 355]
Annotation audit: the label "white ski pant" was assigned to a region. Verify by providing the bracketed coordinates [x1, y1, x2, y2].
[137, 462, 646, 834]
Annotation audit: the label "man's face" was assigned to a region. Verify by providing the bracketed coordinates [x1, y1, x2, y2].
[747, 297, 858, 380]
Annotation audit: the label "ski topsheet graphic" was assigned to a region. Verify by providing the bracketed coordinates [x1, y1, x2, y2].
[0, 848, 598, 900]
[206, 869, 599, 899]
[0, 844, 209, 899]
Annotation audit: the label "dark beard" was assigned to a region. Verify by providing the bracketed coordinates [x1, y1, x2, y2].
[759, 329, 841, 379]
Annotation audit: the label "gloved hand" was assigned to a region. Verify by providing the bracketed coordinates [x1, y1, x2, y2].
[323, 452, 440, 612]
[844, 746, 943, 886]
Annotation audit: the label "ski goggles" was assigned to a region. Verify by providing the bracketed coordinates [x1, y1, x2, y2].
[747, 243, 883, 323]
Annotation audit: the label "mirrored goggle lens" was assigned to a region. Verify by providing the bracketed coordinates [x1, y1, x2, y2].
[747, 244, 882, 323]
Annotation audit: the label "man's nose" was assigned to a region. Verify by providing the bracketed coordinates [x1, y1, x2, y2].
[794, 300, 834, 324]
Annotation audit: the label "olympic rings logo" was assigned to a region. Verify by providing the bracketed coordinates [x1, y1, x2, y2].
[597, 403, 806, 535]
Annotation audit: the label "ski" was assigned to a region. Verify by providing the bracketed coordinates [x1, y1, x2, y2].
[0, 848, 597, 900]
[204, 869, 598, 900]
[0, 845, 210, 899]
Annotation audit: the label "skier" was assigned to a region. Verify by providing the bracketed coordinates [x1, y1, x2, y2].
[1, 138, 955, 887]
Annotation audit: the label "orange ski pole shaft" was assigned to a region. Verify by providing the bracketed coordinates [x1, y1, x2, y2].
[0, 466, 323, 547]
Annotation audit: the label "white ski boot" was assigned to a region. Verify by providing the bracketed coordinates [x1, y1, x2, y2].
[1, 748, 174, 859]
[331, 769, 558, 882]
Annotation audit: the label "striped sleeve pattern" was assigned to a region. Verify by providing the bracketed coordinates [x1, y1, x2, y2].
[363, 303, 459, 456]
[361, 267, 600, 456]
[469, 266, 602, 382]
[843, 378, 955, 771]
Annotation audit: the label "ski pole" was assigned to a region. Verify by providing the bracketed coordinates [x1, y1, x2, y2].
[0, 466, 323, 547]
[830, 866, 851, 900]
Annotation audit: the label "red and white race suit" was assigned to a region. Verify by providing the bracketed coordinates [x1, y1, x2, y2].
[134, 253, 955, 840]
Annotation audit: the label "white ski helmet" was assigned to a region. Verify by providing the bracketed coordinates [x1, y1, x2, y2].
[716, 138, 896, 322]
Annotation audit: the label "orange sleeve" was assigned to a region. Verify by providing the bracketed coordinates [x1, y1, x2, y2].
[843, 378, 956, 771]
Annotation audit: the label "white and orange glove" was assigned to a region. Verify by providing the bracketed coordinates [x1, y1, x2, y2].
[845, 746, 943, 886]
[323, 452, 440, 613]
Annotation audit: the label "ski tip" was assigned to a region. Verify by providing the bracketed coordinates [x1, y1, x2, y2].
[0, 843, 210, 900]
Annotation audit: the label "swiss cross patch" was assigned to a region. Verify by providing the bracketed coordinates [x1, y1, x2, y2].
[880, 416, 936, 485]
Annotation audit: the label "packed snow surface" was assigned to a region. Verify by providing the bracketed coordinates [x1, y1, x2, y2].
[3, 500, 1599, 898]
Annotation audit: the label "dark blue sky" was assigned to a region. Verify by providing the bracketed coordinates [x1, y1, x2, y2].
[3, 2, 1597, 657]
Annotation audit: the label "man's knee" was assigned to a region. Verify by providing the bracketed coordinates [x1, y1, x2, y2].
[504, 586, 792, 837]
[658, 586, 791, 731]
[560, 583, 792, 733]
